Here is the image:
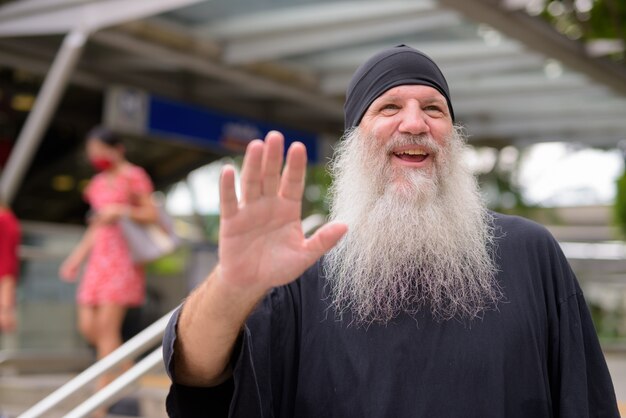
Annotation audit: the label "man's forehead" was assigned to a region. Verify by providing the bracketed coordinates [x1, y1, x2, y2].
[372, 85, 447, 103]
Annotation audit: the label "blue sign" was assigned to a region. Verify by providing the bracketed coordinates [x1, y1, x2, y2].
[147, 96, 319, 163]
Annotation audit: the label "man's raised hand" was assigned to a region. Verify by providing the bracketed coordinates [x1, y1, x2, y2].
[217, 131, 347, 297]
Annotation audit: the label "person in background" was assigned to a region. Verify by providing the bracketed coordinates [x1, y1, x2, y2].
[59, 126, 158, 395]
[0, 200, 20, 333]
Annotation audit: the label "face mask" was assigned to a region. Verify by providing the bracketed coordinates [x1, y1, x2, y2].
[90, 157, 114, 171]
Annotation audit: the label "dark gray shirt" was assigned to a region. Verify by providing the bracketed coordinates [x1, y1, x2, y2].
[163, 213, 620, 417]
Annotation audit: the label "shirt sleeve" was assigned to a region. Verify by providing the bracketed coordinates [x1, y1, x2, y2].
[163, 272, 305, 418]
[163, 307, 235, 417]
[128, 166, 154, 196]
[541, 236, 621, 417]
[553, 291, 620, 417]
[226, 286, 298, 418]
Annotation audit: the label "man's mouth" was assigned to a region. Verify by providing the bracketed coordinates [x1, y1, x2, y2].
[392, 148, 429, 163]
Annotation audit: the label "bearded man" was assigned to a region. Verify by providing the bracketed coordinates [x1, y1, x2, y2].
[163, 45, 619, 417]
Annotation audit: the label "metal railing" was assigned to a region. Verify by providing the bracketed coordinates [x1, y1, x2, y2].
[64, 348, 164, 418]
[18, 214, 327, 417]
[18, 311, 173, 418]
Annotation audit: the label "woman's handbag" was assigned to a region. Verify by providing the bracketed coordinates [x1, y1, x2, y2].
[119, 204, 180, 264]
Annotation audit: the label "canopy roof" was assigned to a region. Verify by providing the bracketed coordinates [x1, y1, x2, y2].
[1, 0, 625, 148]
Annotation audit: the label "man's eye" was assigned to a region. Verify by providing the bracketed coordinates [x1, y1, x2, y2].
[424, 105, 444, 115]
[380, 104, 400, 113]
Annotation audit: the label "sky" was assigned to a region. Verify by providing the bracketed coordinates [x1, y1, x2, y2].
[517, 143, 623, 207]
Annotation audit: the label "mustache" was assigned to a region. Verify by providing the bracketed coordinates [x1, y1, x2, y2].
[383, 133, 443, 155]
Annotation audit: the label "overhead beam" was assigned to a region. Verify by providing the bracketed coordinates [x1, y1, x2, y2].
[453, 86, 610, 108]
[0, 47, 102, 90]
[201, 0, 437, 39]
[450, 72, 591, 96]
[464, 108, 626, 125]
[418, 40, 525, 63]
[510, 134, 626, 148]
[0, 38, 188, 100]
[83, 54, 179, 72]
[0, 0, 207, 37]
[438, 0, 626, 97]
[0, 0, 95, 21]
[453, 84, 608, 103]
[221, 10, 461, 64]
[440, 53, 545, 79]
[299, 37, 524, 72]
[91, 30, 344, 119]
[455, 96, 626, 116]
[467, 114, 626, 139]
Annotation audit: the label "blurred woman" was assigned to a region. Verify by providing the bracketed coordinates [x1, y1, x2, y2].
[0, 200, 20, 333]
[59, 126, 157, 394]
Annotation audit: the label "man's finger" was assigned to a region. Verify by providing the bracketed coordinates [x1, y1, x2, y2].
[279, 142, 307, 201]
[220, 166, 238, 219]
[241, 140, 263, 203]
[262, 131, 284, 196]
[304, 222, 348, 259]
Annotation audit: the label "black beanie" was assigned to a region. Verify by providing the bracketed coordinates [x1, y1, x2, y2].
[344, 44, 455, 130]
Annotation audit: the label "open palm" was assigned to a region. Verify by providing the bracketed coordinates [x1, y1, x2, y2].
[217, 131, 347, 294]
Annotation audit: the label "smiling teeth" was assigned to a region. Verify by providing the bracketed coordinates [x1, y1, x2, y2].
[398, 149, 426, 156]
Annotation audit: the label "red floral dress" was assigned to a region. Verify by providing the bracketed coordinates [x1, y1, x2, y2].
[78, 165, 153, 307]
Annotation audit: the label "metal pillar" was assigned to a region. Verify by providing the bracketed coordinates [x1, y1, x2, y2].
[0, 28, 87, 204]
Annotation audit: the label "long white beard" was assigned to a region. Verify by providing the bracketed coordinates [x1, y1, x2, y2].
[323, 126, 502, 325]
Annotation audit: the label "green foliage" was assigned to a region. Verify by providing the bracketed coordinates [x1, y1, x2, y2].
[146, 248, 189, 276]
[613, 168, 626, 237]
[540, 0, 626, 60]
[203, 214, 221, 243]
[588, 0, 626, 41]
[590, 302, 625, 342]
[302, 164, 333, 217]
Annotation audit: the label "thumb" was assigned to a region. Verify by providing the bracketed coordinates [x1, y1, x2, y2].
[304, 222, 348, 260]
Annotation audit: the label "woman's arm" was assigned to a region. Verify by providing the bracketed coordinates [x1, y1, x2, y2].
[59, 224, 96, 281]
[127, 193, 159, 224]
[91, 193, 158, 226]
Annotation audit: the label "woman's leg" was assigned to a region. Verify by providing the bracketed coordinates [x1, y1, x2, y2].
[95, 304, 127, 359]
[0, 277, 16, 332]
[77, 305, 99, 346]
[94, 304, 128, 386]
[89, 304, 128, 418]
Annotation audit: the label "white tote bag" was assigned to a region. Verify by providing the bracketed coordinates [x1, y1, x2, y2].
[119, 204, 180, 264]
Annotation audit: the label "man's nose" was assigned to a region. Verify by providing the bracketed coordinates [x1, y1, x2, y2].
[398, 105, 430, 135]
